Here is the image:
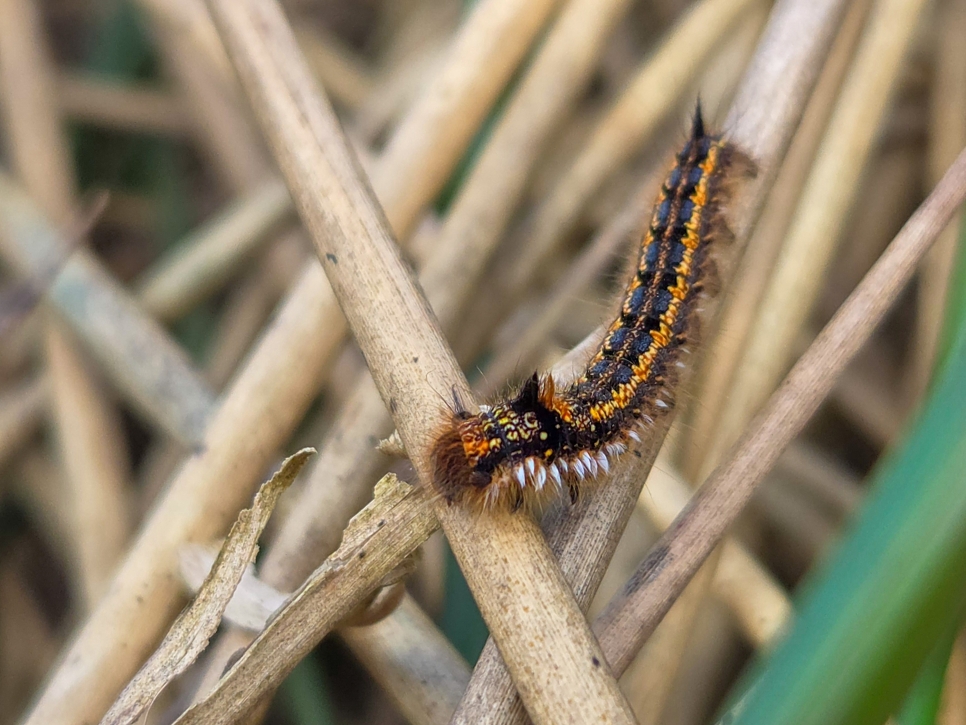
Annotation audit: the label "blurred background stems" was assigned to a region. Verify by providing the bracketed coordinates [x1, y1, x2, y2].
[722, 218, 966, 725]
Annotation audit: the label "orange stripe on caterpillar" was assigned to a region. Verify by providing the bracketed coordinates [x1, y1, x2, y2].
[432, 105, 756, 511]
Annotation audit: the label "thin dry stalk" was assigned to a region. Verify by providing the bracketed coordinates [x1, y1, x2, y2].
[204, 0, 640, 714]
[418, 0, 633, 321]
[708, 0, 932, 472]
[0, 0, 75, 222]
[204, 1, 636, 722]
[593, 142, 966, 675]
[140, 0, 273, 193]
[453, 0, 854, 718]
[499, 0, 764, 310]
[479, 184, 641, 396]
[293, 26, 375, 111]
[908, 0, 966, 403]
[371, 0, 565, 241]
[136, 0, 233, 83]
[833, 356, 904, 447]
[714, 539, 792, 646]
[678, 0, 873, 478]
[0, 175, 217, 445]
[173, 476, 442, 725]
[621, 552, 719, 724]
[0, 375, 47, 472]
[99, 450, 313, 725]
[647, 1, 930, 691]
[9, 448, 75, 576]
[45, 323, 132, 608]
[339, 595, 471, 725]
[56, 72, 190, 137]
[266, 0, 631, 589]
[0, 0, 132, 611]
[135, 179, 294, 323]
[639, 465, 792, 648]
[22, 265, 345, 725]
[775, 442, 862, 518]
[201, 230, 307, 388]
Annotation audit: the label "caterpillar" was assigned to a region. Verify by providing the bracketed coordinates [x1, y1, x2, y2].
[432, 106, 754, 510]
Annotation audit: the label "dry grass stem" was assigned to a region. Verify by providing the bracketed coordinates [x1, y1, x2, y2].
[593, 142, 966, 675]
[908, 0, 966, 403]
[141, 0, 274, 192]
[642, 0, 923, 692]
[371, 0, 565, 241]
[0, 0, 134, 616]
[173, 475, 440, 725]
[339, 595, 471, 725]
[201, 230, 307, 388]
[640, 465, 792, 648]
[45, 322, 132, 607]
[0, 374, 48, 472]
[99, 449, 313, 725]
[23, 265, 345, 725]
[622, 551, 720, 723]
[56, 72, 190, 137]
[0, 174, 217, 444]
[417, 0, 633, 323]
[710, 0, 932, 471]
[500, 0, 764, 308]
[135, 179, 294, 322]
[7, 1, 944, 723]
[479, 182, 641, 396]
[679, 0, 872, 477]
[0, 0, 76, 222]
[184, 0, 608, 708]
[293, 27, 375, 111]
[340, 596, 470, 725]
[205, 0, 636, 722]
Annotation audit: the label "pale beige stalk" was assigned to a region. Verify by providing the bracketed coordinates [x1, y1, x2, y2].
[0, 375, 48, 473]
[45, 324, 132, 608]
[500, 0, 765, 307]
[340, 595, 471, 725]
[708, 0, 932, 471]
[22, 265, 346, 725]
[227, 0, 637, 715]
[640, 464, 792, 649]
[56, 72, 190, 137]
[293, 26, 375, 111]
[204, 1, 636, 723]
[908, 0, 966, 403]
[266, 0, 630, 588]
[371, 0, 566, 241]
[135, 179, 294, 322]
[99, 450, 313, 725]
[646, 1, 927, 696]
[0, 0, 132, 612]
[0, 175, 217, 445]
[141, 0, 273, 193]
[678, 0, 873, 479]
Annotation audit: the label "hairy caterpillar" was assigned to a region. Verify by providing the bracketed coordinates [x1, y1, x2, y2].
[432, 107, 754, 510]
